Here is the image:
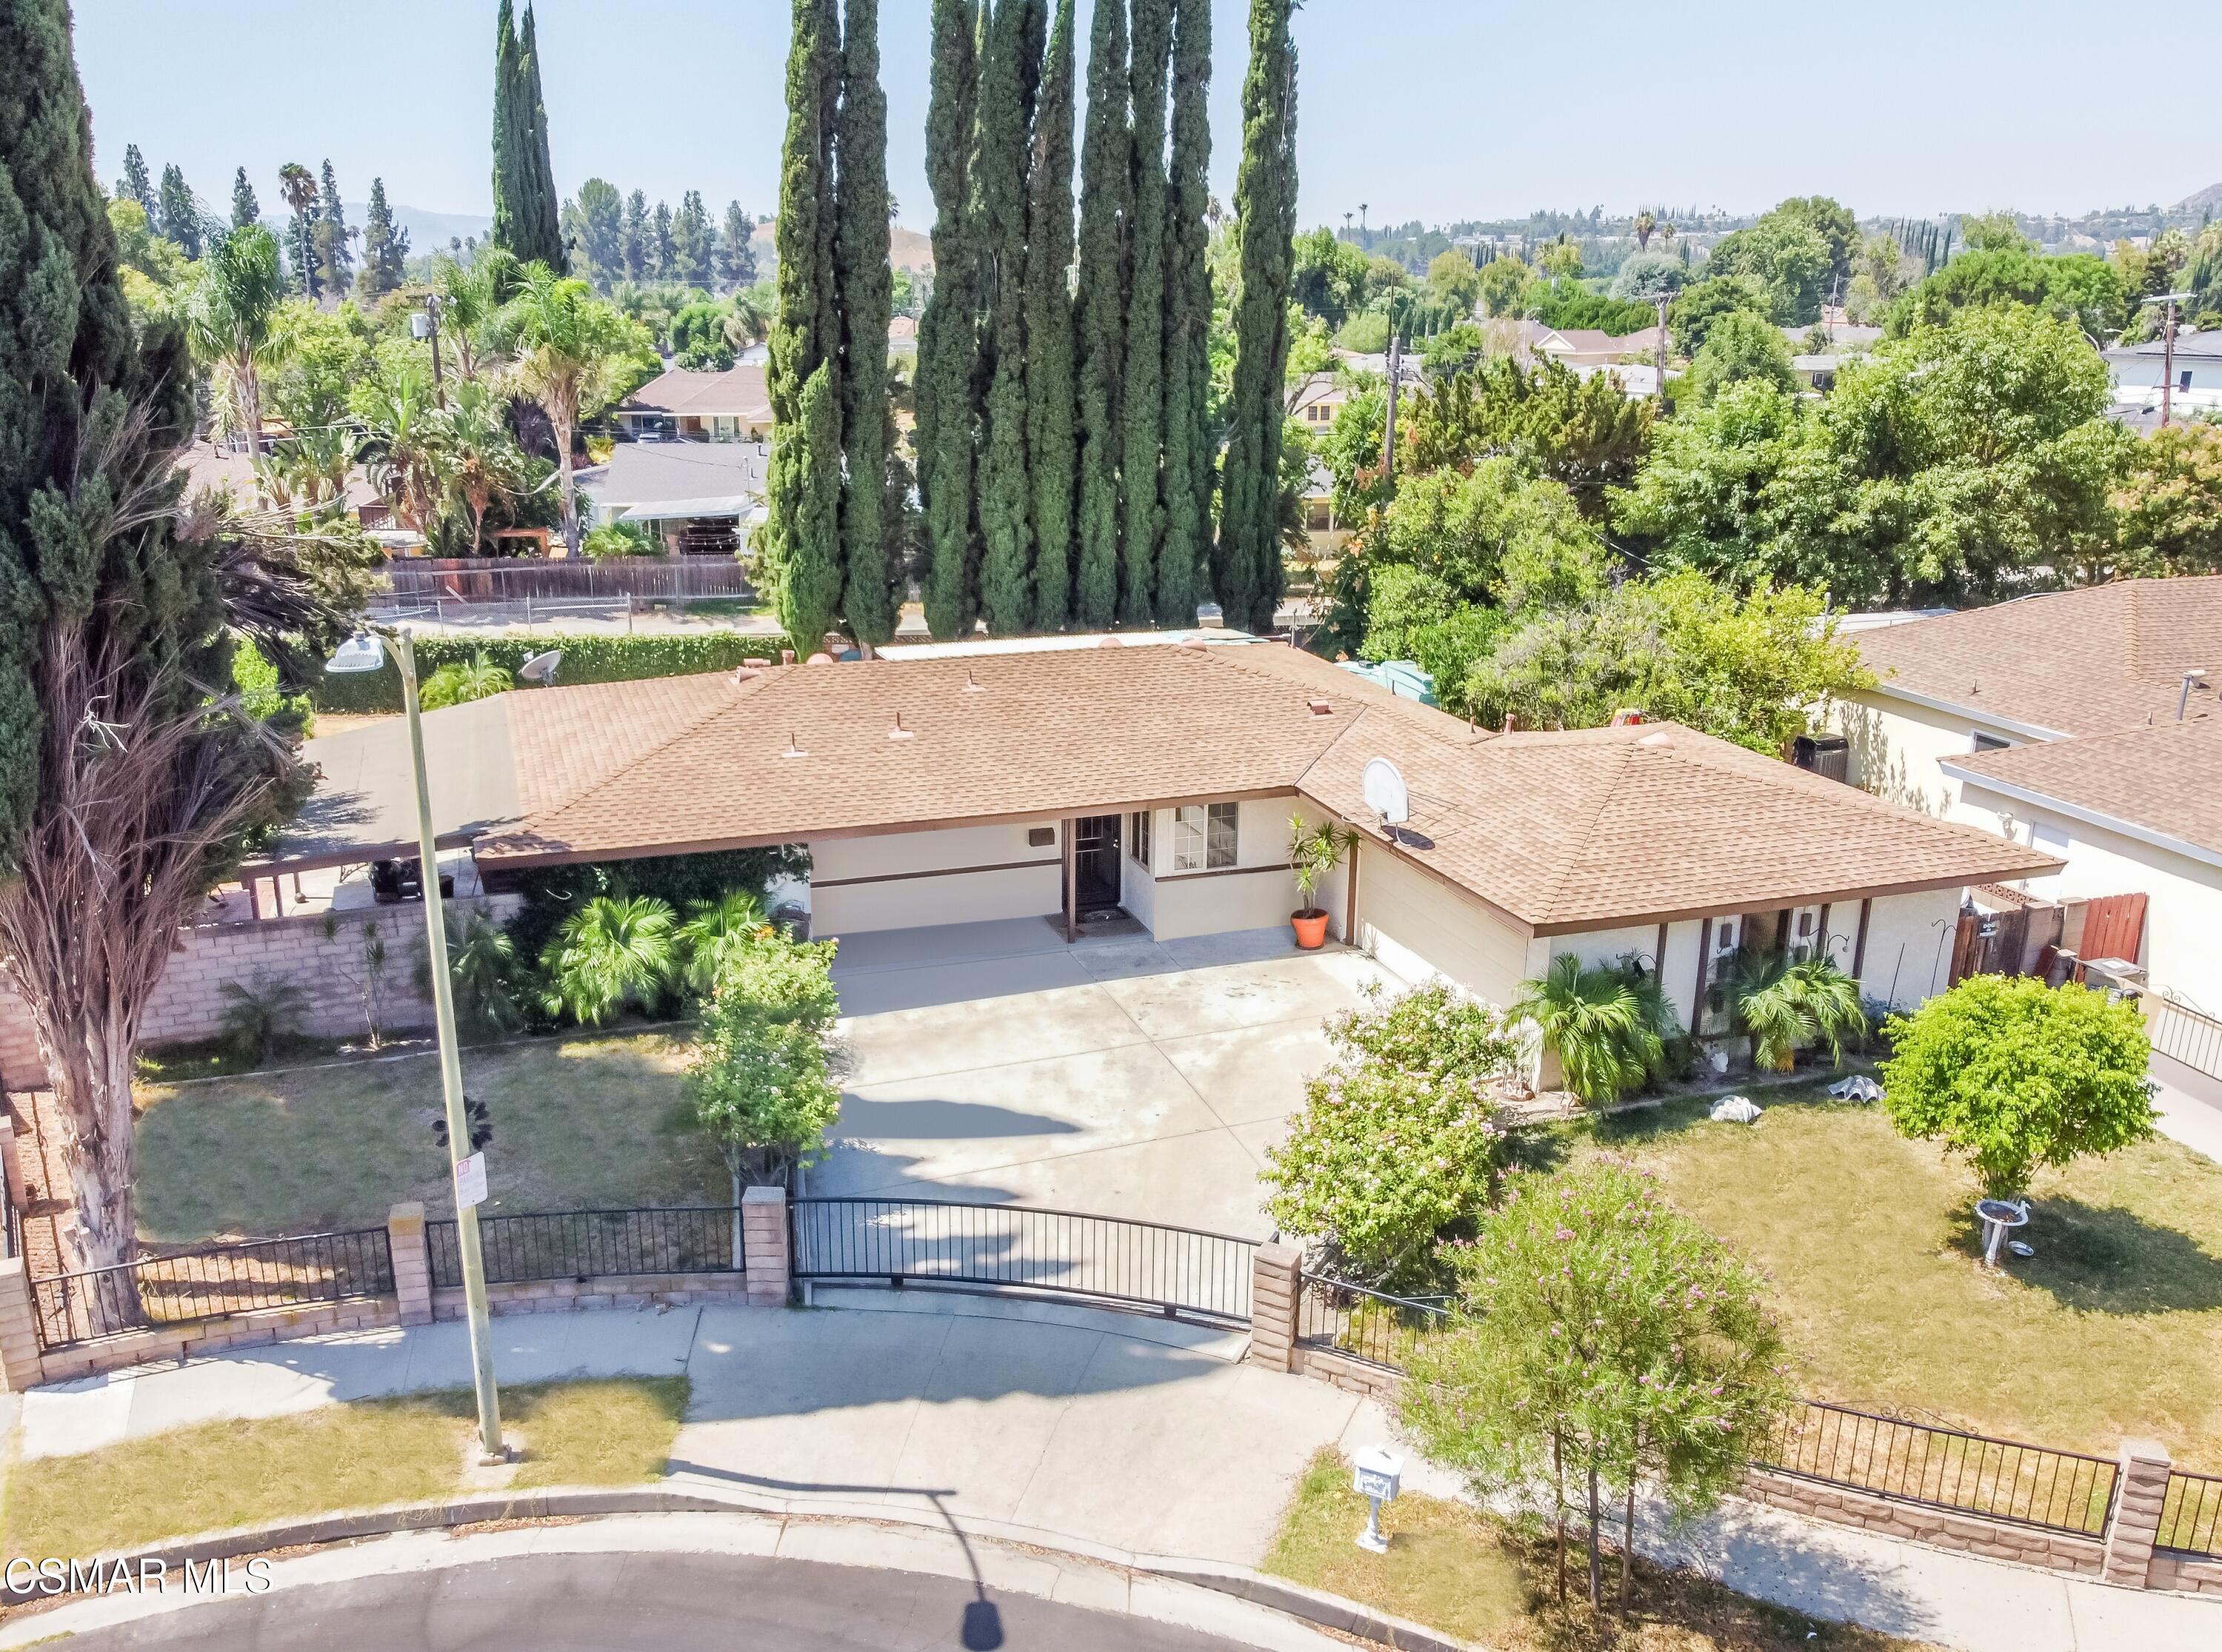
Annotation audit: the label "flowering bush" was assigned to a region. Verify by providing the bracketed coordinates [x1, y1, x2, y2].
[1261, 982, 1519, 1289]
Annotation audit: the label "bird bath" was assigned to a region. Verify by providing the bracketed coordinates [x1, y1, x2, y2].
[1975, 1198, 2029, 1268]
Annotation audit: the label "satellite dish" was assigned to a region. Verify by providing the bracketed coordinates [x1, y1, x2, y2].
[518, 649, 564, 686]
[1361, 758, 1409, 827]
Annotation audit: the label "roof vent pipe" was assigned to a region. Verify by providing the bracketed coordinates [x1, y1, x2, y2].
[889, 711, 915, 741]
[2181, 669, 2209, 721]
[963, 668, 984, 693]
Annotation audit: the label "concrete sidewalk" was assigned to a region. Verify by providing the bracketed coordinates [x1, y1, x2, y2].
[10, 1294, 2219, 1652]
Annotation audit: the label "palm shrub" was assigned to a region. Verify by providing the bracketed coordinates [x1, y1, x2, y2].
[1287, 815, 1354, 919]
[434, 908, 530, 1037]
[1729, 949, 1865, 1072]
[675, 889, 772, 997]
[539, 894, 678, 1026]
[581, 518, 659, 560]
[215, 976, 313, 1066]
[417, 652, 514, 710]
[1511, 955, 1661, 1106]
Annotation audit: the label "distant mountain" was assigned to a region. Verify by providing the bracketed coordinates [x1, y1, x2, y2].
[2170, 182, 2222, 213]
[344, 203, 493, 255]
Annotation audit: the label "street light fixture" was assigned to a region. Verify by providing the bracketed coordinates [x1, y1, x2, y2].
[324, 627, 504, 1462]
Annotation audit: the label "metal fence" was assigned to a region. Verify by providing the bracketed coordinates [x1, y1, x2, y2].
[376, 555, 755, 606]
[1764, 1399, 2119, 1536]
[29, 1229, 394, 1351]
[427, 1206, 743, 1288]
[790, 1197, 1255, 1325]
[2157, 1468, 2222, 1558]
[2152, 995, 2222, 1083]
[1295, 1273, 1451, 1371]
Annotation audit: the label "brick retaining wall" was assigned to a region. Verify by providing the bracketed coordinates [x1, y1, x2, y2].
[1741, 1467, 2106, 1576]
[0, 894, 520, 1085]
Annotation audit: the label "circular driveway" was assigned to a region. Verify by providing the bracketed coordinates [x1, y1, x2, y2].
[46, 1551, 1270, 1651]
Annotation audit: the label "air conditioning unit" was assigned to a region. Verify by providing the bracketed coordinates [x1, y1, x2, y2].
[1791, 733, 1851, 783]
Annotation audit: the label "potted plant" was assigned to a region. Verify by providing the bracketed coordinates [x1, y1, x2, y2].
[1288, 815, 1355, 950]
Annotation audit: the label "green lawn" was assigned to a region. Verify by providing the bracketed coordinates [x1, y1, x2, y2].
[134, 1029, 723, 1242]
[3, 1378, 687, 1558]
[1265, 1449, 1929, 1652]
[1515, 1086, 2222, 1470]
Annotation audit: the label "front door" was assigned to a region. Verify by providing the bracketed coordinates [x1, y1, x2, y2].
[1073, 815, 1122, 913]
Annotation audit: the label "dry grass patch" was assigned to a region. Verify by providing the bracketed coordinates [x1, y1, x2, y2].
[1521, 1088, 2222, 1469]
[2, 1378, 687, 1558]
[1266, 1450, 1930, 1652]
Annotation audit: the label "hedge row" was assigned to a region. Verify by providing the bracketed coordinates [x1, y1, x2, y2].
[309, 630, 798, 715]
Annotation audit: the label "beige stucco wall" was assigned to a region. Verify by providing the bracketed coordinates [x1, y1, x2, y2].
[1838, 690, 2038, 817]
[1354, 844, 1531, 1009]
[1855, 887, 1965, 1010]
[1954, 782, 2222, 1011]
[1148, 797, 1306, 941]
[806, 820, 1064, 936]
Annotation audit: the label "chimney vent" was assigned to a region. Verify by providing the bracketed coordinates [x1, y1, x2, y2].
[1307, 698, 1333, 716]
[1502, 712, 1521, 732]
[781, 649, 796, 666]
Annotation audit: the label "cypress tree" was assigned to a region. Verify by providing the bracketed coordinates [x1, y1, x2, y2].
[313, 159, 353, 298]
[916, 0, 982, 640]
[975, 0, 1044, 636]
[230, 166, 259, 230]
[837, 0, 896, 651]
[1117, 0, 1172, 626]
[1215, 0, 1298, 633]
[720, 200, 758, 289]
[492, 0, 565, 271]
[156, 164, 200, 258]
[358, 178, 410, 299]
[651, 199, 676, 280]
[1023, 0, 1078, 630]
[622, 188, 649, 280]
[115, 143, 154, 213]
[1155, 0, 1212, 624]
[765, 0, 845, 650]
[1071, 0, 1131, 629]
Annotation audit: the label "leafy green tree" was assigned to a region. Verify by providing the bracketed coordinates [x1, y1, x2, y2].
[230, 167, 260, 230]
[670, 299, 737, 369]
[1610, 378, 1817, 591]
[1261, 982, 1518, 1288]
[684, 929, 843, 1217]
[2113, 421, 2222, 576]
[1071, 0, 1131, 627]
[1882, 977, 2154, 1200]
[1024, 0, 1080, 629]
[1401, 1162, 1790, 1610]
[356, 177, 410, 300]
[671, 189, 716, 287]
[1729, 950, 1863, 1071]
[650, 198, 676, 280]
[1215, 0, 1299, 632]
[1155, 0, 1213, 626]
[1477, 253, 1529, 318]
[1705, 198, 1847, 324]
[1681, 307, 1798, 404]
[1666, 274, 1772, 355]
[719, 200, 759, 290]
[976, 0, 1045, 635]
[181, 225, 292, 458]
[1401, 356, 1653, 517]
[621, 188, 650, 281]
[540, 893, 678, 1026]
[1889, 244, 2126, 341]
[836, 0, 895, 651]
[1289, 225, 1370, 327]
[564, 177, 625, 286]
[491, 0, 566, 270]
[156, 162, 201, 258]
[1368, 458, 1605, 615]
[115, 141, 156, 213]
[1512, 954, 1662, 1106]
[916, 0, 984, 638]
[109, 198, 190, 290]
[1609, 250, 1686, 304]
[1425, 247, 1481, 314]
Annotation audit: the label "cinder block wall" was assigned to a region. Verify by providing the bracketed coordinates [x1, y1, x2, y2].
[0, 894, 521, 1085]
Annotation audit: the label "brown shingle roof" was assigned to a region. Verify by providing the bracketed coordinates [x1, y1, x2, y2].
[620, 364, 773, 421]
[455, 642, 2056, 933]
[1946, 715, 2222, 860]
[1853, 578, 2222, 737]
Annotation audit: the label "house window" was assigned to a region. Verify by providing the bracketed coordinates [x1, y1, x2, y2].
[1306, 501, 1332, 532]
[1787, 904, 1822, 963]
[1130, 809, 1153, 871]
[1172, 802, 1238, 872]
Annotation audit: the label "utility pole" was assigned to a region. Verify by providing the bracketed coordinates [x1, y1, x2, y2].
[2141, 291, 2193, 428]
[1653, 293, 1671, 402]
[413, 294, 447, 409]
[1381, 295, 1403, 495]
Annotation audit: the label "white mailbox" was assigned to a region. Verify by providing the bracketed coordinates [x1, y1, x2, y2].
[1352, 1445, 1402, 1553]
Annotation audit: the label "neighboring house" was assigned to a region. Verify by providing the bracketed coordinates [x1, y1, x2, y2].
[1839, 578, 2222, 1016]
[2105, 330, 2222, 421]
[260, 639, 2052, 1059]
[614, 363, 774, 443]
[1296, 457, 1349, 559]
[577, 440, 767, 555]
[1530, 324, 1661, 368]
[1290, 372, 1351, 430]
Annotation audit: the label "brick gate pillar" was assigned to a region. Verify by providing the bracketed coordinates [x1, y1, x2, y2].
[387, 1203, 433, 1328]
[1250, 1242, 1302, 1372]
[0, 1256, 45, 1391]
[741, 1186, 790, 1307]
[2103, 1439, 2173, 1588]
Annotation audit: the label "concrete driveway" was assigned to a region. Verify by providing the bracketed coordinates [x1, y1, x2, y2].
[813, 920, 1404, 1237]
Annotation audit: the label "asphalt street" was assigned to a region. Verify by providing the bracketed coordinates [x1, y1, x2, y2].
[42, 1551, 1265, 1651]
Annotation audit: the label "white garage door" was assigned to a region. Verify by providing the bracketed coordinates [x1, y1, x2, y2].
[1357, 845, 1528, 1009]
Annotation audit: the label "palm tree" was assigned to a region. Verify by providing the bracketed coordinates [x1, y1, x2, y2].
[276, 163, 318, 298]
[436, 381, 543, 554]
[1634, 210, 1658, 252]
[491, 265, 647, 551]
[540, 893, 678, 1025]
[675, 889, 771, 995]
[181, 225, 291, 461]
[417, 652, 514, 710]
[1511, 954, 1661, 1106]
[1729, 949, 1866, 1072]
[436, 247, 521, 383]
[356, 364, 449, 532]
[440, 908, 528, 1036]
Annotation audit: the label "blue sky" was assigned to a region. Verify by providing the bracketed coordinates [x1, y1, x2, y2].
[73, 1, 2222, 231]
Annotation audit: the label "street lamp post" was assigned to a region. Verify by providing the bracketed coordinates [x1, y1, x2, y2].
[325, 629, 504, 1461]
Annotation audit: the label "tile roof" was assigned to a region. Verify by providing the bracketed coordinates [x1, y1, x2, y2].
[438, 641, 2055, 933]
[1852, 578, 2222, 737]
[1945, 715, 2222, 860]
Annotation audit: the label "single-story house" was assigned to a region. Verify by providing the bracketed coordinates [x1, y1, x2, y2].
[614, 364, 774, 444]
[1838, 577, 2222, 1017]
[2105, 330, 2222, 421]
[577, 441, 767, 555]
[264, 638, 2055, 1047]
[1531, 324, 1661, 368]
[1290, 372, 1352, 429]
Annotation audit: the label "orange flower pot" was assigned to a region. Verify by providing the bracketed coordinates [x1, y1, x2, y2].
[1291, 910, 1331, 950]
